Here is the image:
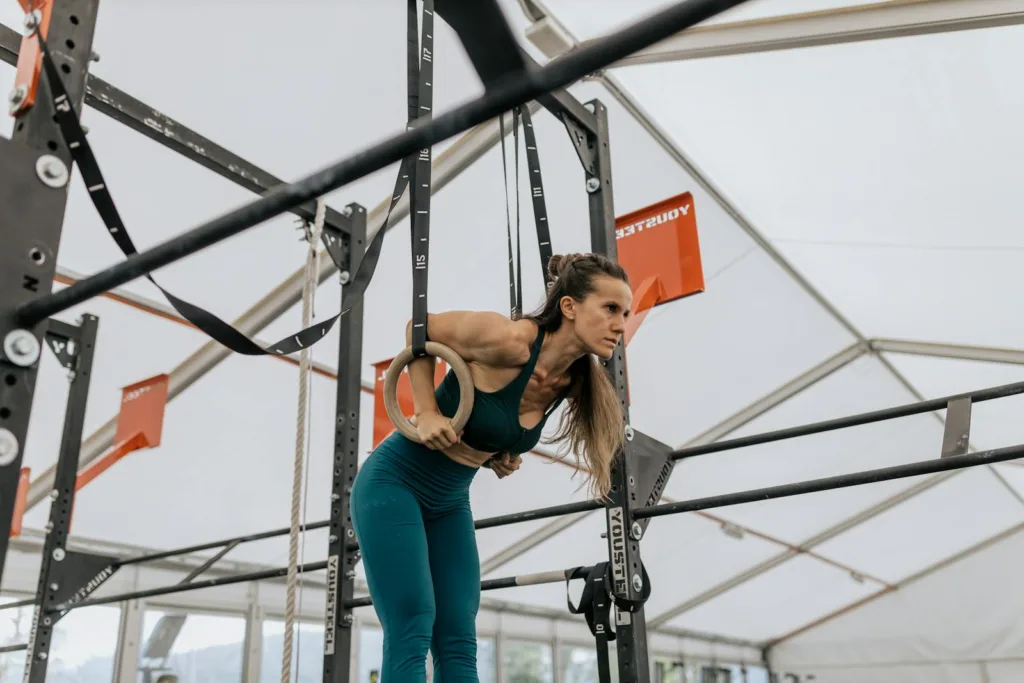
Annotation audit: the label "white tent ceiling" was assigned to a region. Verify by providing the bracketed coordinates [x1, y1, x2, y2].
[3, 0, 1024, 680]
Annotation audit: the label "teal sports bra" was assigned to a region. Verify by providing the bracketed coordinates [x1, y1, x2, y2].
[434, 324, 567, 454]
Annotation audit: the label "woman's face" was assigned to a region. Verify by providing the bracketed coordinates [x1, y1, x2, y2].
[563, 275, 632, 359]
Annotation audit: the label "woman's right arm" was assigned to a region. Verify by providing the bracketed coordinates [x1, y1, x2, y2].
[403, 311, 530, 449]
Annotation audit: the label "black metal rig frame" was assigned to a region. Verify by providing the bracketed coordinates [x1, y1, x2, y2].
[3, 1, 1024, 682]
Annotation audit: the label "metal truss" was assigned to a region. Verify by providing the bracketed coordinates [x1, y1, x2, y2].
[6, 30, 542, 509]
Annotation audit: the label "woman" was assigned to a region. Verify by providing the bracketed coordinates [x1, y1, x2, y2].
[350, 253, 632, 681]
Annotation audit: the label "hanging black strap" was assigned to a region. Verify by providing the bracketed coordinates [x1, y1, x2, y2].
[499, 104, 555, 317]
[518, 105, 554, 286]
[566, 563, 615, 683]
[611, 562, 652, 615]
[498, 111, 523, 319]
[34, 32, 409, 357]
[566, 561, 653, 683]
[408, 0, 435, 357]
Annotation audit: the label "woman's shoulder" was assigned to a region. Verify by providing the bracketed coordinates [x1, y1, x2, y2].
[437, 310, 536, 367]
[501, 318, 539, 366]
[481, 315, 537, 367]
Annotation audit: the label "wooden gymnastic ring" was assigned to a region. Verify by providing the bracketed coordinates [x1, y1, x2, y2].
[382, 342, 475, 443]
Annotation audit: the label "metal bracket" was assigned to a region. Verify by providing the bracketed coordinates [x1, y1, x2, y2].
[47, 550, 119, 622]
[561, 112, 597, 176]
[319, 204, 360, 272]
[44, 319, 82, 369]
[628, 429, 676, 533]
[941, 397, 972, 458]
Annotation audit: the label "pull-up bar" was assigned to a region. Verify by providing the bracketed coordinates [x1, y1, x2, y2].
[673, 378, 1024, 461]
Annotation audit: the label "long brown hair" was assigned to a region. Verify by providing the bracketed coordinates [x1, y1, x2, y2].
[525, 252, 629, 499]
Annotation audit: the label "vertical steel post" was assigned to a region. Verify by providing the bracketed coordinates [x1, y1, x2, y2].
[0, 0, 101, 583]
[585, 99, 651, 683]
[322, 204, 366, 682]
[23, 315, 108, 683]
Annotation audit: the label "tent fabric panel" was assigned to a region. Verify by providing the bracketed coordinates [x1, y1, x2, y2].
[663, 553, 881, 642]
[774, 525, 1024, 673]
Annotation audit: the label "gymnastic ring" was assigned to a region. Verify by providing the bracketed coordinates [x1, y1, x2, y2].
[382, 341, 475, 443]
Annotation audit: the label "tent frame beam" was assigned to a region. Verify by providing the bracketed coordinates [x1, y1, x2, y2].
[595, 0, 1024, 67]
[871, 338, 1024, 365]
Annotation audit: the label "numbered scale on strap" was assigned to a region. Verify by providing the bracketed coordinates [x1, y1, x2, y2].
[384, 0, 476, 442]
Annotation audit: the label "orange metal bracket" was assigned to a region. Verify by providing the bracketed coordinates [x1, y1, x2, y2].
[74, 374, 169, 493]
[616, 190, 705, 306]
[10, 0, 54, 118]
[8, 468, 30, 538]
[624, 274, 666, 347]
[75, 432, 147, 492]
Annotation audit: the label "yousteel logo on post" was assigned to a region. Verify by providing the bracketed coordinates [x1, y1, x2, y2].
[607, 507, 627, 595]
[324, 555, 339, 655]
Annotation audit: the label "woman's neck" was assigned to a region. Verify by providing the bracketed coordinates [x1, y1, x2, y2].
[535, 323, 585, 379]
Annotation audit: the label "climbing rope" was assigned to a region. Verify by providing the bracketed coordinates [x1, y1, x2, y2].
[281, 198, 326, 683]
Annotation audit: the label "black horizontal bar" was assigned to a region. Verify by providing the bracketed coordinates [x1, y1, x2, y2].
[0, 643, 27, 654]
[115, 520, 331, 567]
[12, 0, 750, 325]
[0, 22, 353, 238]
[50, 560, 329, 612]
[345, 498, 605, 552]
[638, 442, 1024, 520]
[673, 378, 1024, 461]
[521, 49, 598, 133]
[474, 498, 605, 530]
[345, 566, 584, 609]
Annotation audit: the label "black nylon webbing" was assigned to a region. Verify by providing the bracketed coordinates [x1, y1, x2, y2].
[35, 33, 410, 357]
[567, 563, 615, 683]
[518, 106, 554, 286]
[500, 104, 555, 319]
[409, 0, 434, 357]
[513, 107, 523, 318]
[566, 561, 653, 683]
[499, 112, 523, 319]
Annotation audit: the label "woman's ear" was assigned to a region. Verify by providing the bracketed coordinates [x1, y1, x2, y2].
[559, 295, 576, 321]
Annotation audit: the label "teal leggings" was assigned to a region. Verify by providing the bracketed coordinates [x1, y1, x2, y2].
[350, 432, 481, 682]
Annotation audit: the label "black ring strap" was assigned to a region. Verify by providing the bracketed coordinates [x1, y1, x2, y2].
[566, 563, 615, 682]
[499, 103, 554, 319]
[408, 0, 435, 358]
